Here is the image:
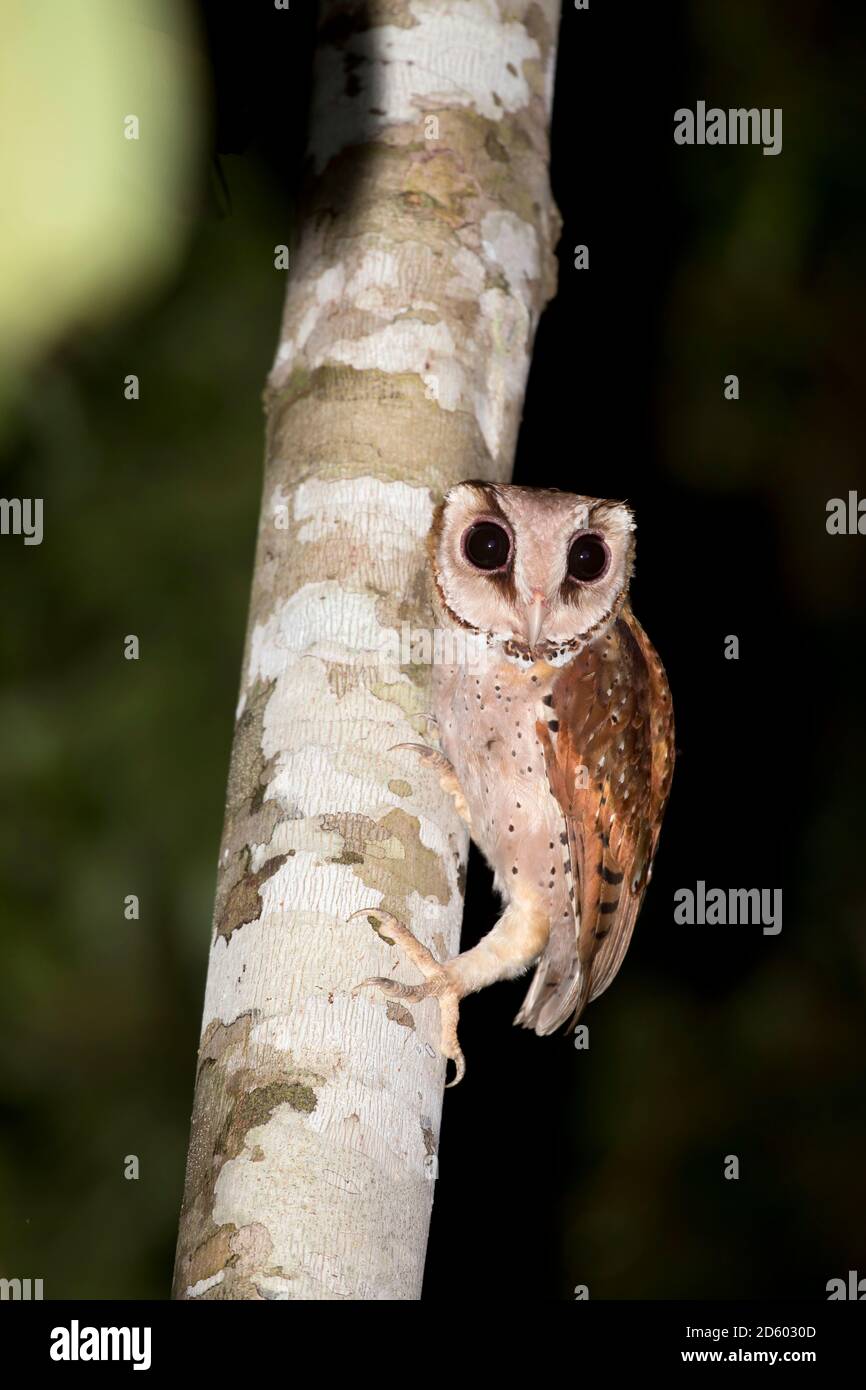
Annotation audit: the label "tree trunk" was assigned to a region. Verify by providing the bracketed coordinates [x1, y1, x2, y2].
[173, 0, 562, 1301]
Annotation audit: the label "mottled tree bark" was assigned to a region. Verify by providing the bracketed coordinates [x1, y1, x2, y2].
[173, 0, 561, 1301]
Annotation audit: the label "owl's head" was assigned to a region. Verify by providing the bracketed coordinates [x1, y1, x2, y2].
[430, 481, 636, 655]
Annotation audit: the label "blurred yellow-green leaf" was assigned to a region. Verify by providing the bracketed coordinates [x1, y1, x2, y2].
[0, 0, 203, 424]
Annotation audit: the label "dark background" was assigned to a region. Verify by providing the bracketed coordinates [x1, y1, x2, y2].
[1, 0, 864, 1300]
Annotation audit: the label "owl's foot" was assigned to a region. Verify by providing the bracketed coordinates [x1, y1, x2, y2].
[351, 909, 466, 1086]
[390, 744, 472, 829]
[388, 741, 450, 773]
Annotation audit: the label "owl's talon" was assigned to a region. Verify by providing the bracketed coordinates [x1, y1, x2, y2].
[350, 909, 466, 1084]
[388, 741, 450, 770]
[355, 975, 431, 1004]
[388, 746, 473, 829]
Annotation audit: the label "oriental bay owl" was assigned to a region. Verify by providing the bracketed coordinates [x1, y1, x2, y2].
[358, 482, 674, 1084]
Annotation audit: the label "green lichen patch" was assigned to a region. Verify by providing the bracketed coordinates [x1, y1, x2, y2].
[351, 808, 451, 917]
[231, 1081, 319, 1138]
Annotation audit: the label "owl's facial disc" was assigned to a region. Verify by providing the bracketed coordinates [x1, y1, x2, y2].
[432, 482, 635, 653]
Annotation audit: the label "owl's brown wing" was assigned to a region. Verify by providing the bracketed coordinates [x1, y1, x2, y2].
[516, 606, 674, 1035]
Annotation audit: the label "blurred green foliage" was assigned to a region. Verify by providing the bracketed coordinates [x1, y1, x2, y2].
[0, 152, 286, 1295]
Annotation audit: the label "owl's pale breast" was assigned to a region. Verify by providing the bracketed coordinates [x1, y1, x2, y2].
[433, 653, 573, 926]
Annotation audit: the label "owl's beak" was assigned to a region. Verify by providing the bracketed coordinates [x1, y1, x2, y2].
[525, 594, 546, 651]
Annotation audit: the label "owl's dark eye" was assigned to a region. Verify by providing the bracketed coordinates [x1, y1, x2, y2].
[463, 521, 511, 571]
[567, 533, 609, 582]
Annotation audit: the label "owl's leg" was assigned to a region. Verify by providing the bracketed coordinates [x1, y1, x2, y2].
[352, 892, 548, 1085]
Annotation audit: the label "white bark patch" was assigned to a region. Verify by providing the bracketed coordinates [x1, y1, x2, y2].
[294, 477, 433, 547]
[310, 0, 541, 173]
[446, 246, 487, 300]
[273, 263, 347, 368]
[212, 1090, 428, 1300]
[269, 207, 542, 461]
[328, 317, 456, 390]
[481, 210, 540, 301]
[247, 586, 385, 687]
[273, 240, 442, 372]
[211, 981, 453, 1298]
[186, 1271, 225, 1299]
[266, 750, 399, 822]
[204, 900, 457, 1295]
[255, 1277, 294, 1300]
[474, 286, 531, 458]
[203, 868, 385, 1029]
[344, 247, 402, 311]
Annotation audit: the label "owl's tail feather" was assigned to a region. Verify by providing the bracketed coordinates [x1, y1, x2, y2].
[513, 947, 591, 1036]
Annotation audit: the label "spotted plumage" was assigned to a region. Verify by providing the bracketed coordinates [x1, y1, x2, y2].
[357, 481, 674, 1083]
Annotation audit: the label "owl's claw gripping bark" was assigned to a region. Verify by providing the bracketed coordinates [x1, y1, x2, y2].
[388, 741, 450, 772]
[389, 744, 473, 829]
[350, 909, 466, 1086]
